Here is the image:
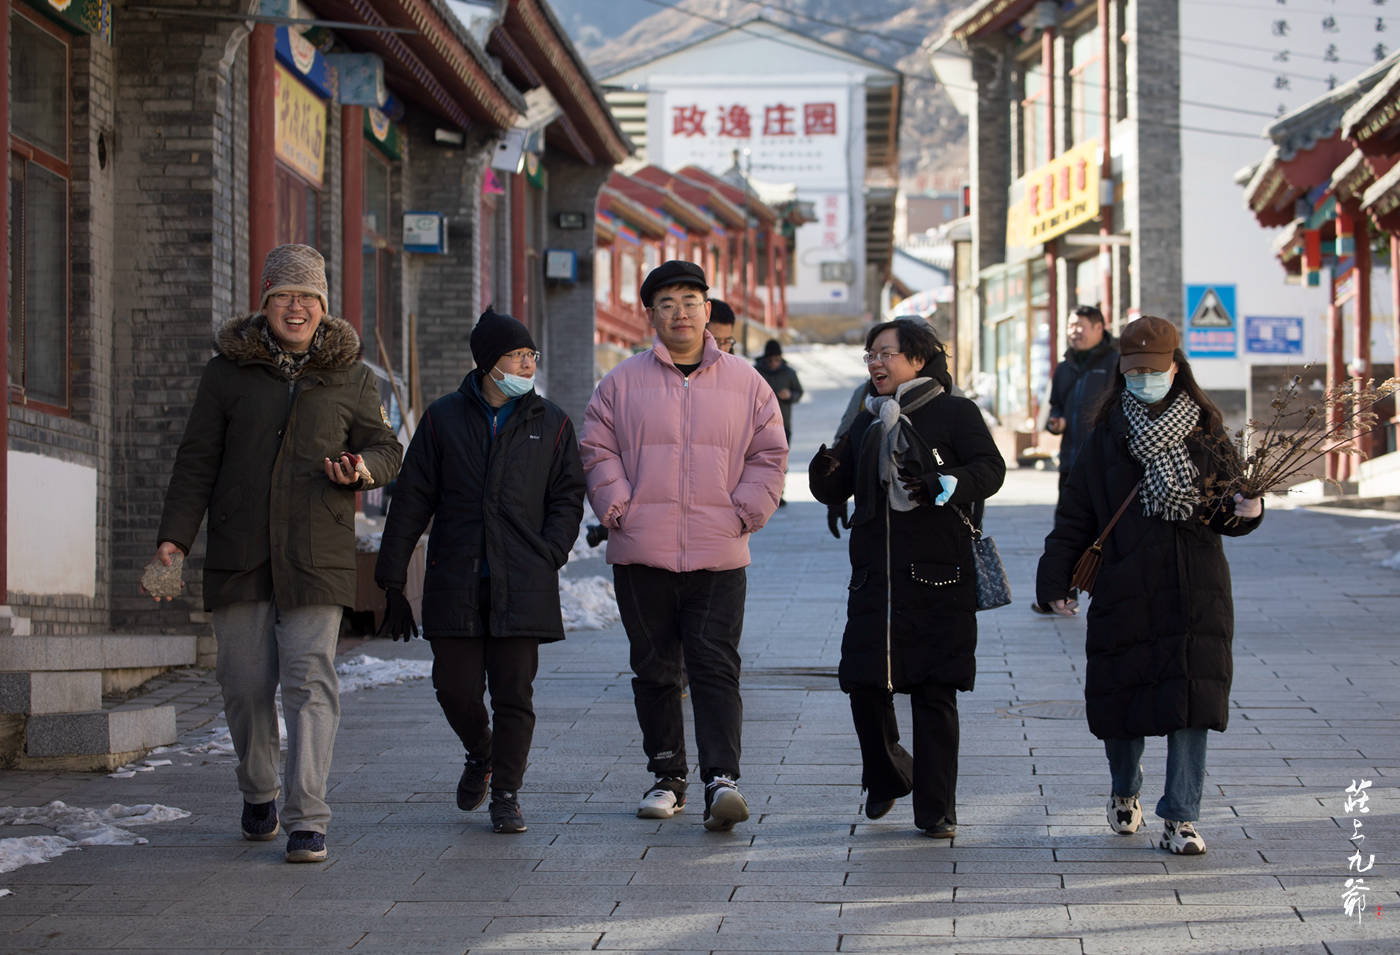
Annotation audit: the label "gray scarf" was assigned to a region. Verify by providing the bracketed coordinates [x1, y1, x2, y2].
[1122, 390, 1201, 521]
[865, 378, 944, 511]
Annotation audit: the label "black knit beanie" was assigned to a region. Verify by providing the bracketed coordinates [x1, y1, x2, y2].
[470, 307, 536, 373]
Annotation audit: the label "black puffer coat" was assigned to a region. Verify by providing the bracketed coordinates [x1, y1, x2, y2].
[1035, 400, 1263, 739]
[375, 371, 586, 641]
[810, 383, 1006, 693]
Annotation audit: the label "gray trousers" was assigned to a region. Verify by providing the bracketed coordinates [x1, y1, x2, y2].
[212, 600, 343, 834]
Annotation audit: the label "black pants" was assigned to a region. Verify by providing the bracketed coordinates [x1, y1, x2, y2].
[848, 683, 959, 829]
[428, 580, 539, 793]
[613, 563, 746, 783]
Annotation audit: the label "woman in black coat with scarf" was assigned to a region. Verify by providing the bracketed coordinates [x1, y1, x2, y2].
[810, 319, 1005, 838]
[1036, 316, 1263, 856]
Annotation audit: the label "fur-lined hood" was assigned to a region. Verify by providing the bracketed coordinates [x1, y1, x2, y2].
[215, 312, 363, 371]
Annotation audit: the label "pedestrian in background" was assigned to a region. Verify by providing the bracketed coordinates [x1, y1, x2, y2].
[374, 308, 584, 835]
[1035, 316, 1263, 856]
[707, 298, 738, 354]
[809, 318, 1005, 839]
[581, 260, 787, 832]
[756, 339, 803, 507]
[150, 244, 402, 864]
[1045, 305, 1117, 497]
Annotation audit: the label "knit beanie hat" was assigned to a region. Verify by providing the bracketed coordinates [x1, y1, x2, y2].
[470, 307, 536, 372]
[763, 338, 782, 358]
[260, 244, 329, 311]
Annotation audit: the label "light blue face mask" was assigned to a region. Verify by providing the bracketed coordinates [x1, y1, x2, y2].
[492, 368, 535, 398]
[1125, 370, 1172, 405]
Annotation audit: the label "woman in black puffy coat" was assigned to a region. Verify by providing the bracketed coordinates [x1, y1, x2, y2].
[1036, 316, 1263, 856]
[810, 319, 1005, 838]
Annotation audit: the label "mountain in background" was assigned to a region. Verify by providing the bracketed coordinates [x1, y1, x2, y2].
[548, 0, 970, 193]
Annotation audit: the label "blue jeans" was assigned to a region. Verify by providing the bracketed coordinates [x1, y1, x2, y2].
[1104, 728, 1208, 821]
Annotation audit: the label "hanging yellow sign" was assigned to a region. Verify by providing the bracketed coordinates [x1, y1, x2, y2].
[1006, 139, 1101, 248]
[274, 65, 327, 186]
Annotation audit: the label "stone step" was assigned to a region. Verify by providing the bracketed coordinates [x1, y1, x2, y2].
[0, 606, 31, 636]
[0, 634, 197, 672]
[15, 704, 178, 772]
[0, 671, 103, 715]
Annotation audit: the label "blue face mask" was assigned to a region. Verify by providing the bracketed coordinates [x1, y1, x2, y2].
[1125, 371, 1173, 405]
[492, 368, 535, 398]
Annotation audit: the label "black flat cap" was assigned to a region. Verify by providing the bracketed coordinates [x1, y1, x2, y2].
[639, 260, 708, 307]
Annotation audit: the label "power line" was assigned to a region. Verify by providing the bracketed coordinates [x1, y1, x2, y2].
[1177, 33, 1374, 68]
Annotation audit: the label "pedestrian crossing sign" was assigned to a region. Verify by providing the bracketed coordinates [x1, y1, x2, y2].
[1184, 285, 1237, 357]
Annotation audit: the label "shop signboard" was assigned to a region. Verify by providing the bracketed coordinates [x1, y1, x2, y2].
[275, 64, 328, 186]
[1006, 139, 1101, 248]
[1244, 315, 1304, 355]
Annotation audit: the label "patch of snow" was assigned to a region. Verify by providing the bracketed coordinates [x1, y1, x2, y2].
[560, 575, 620, 631]
[0, 801, 191, 880]
[1382, 550, 1400, 570]
[334, 654, 433, 693]
[566, 501, 604, 566]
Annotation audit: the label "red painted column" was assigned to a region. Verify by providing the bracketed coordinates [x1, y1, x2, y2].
[248, 24, 277, 308]
[764, 226, 776, 327]
[1042, 22, 1059, 378]
[1098, 0, 1114, 327]
[511, 174, 527, 325]
[0, 6, 10, 597]
[1354, 220, 1373, 460]
[745, 225, 757, 325]
[341, 105, 364, 331]
[1327, 269, 1345, 482]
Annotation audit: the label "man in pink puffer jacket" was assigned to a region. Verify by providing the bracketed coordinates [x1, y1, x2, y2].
[581, 260, 787, 833]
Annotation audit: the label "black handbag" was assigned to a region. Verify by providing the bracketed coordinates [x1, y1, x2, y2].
[955, 507, 1012, 611]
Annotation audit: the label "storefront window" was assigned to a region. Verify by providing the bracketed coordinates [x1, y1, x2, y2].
[595, 247, 612, 305]
[1020, 61, 1048, 176]
[1069, 25, 1102, 147]
[8, 6, 71, 410]
[275, 165, 320, 247]
[362, 147, 395, 367]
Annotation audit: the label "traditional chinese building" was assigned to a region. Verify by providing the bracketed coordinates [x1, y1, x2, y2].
[1241, 52, 1400, 484]
[0, 0, 626, 767]
[929, 0, 1393, 461]
[599, 15, 901, 338]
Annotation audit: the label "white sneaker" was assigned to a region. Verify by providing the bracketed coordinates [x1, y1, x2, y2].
[637, 777, 686, 818]
[703, 775, 749, 832]
[1107, 794, 1142, 834]
[1160, 819, 1206, 855]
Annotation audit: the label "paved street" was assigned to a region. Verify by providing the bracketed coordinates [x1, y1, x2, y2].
[0, 346, 1397, 953]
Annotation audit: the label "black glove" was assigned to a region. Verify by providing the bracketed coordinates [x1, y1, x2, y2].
[812, 443, 841, 477]
[585, 523, 609, 547]
[826, 502, 850, 539]
[898, 467, 931, 506]
[377, 588, 419, 641]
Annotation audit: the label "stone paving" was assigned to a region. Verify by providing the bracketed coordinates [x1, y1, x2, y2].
[0, 347, 1397, 953]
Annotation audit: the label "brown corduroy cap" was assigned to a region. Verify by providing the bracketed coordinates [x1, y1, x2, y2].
[1118, 316, 1180, 373]
[260, 243, 329, 311]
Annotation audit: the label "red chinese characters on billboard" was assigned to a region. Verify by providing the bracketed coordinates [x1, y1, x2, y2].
[669, 100, 838, 138]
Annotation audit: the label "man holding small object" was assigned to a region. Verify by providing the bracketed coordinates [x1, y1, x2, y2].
[148, 244, 401, 864]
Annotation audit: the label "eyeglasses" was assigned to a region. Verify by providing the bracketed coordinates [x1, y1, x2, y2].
[268, 292, 322, 308]
[650, 300, 707, 319]
[499, 349, 542, 365]
[862, 349, 903, 365]
[713, 337, 736, 348]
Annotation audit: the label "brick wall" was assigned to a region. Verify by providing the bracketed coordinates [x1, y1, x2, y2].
[541, 155, 613, 426]
[404, 117, 493, 403]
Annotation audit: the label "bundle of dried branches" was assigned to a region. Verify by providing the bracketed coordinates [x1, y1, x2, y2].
[1199, 370, 1398, 522]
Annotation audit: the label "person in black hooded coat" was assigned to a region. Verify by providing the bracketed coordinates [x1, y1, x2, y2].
[1036, 316, 1263, 856]
[810, 319, 1005, 838]
[375, 309, 585, 834]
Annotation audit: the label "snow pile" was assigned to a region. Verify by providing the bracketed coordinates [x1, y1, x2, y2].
[334, 654, 432, 693]
[560, 575, 620, 630]
[1383, 551, 1400, 570]
[0, 801, 190, 876]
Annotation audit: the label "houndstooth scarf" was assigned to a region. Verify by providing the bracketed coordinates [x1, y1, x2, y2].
[1122, 390, 1201, 521]
[865, 378, 943, 511]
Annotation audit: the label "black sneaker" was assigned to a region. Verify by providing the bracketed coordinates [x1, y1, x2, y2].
[457, 756, 491, 811]
[240, 799, 279, 841]
[490, 791, 527, 834]
[703, 775, 749, 832]
[285, 830, 327, 863]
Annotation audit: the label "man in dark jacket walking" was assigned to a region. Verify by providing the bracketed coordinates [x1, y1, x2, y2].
[150, 244, 402, 864]
[375, 308, 586, 834]
[1046, 305, 1117, 496]
[755, 339, 804, 442]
